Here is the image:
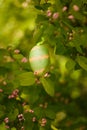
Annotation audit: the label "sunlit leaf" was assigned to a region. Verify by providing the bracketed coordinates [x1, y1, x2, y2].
[18, 72, 35, 86]
[0, 123, 6, 130]
[40, 78, 55, 96]
[66, 58, 76, 71]
[76, 56, 87, 71]
[11, 127, 16, 130]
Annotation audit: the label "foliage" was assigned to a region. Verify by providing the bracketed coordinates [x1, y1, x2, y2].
[0, 0, 87, 130]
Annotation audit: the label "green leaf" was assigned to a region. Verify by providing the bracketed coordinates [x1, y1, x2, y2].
[13, 54, 23, 61]
[0, 105, 5, 118]
[39, 126, 46, 130]
[66, 58, 76, 71]
[11, 127, 16, 130]
[45, 109, 56, 119]
[40, 78, 55, 96]
[76, 56, 87, 71]
[32, 0, 41, 5]
[34, 107, 45, 118]
[24, 113, 34, 130]
[35, 3, 51, 11]
[18, 72, 35, 86]
[51, 124, 59, 130]
[8, 109, 19, 121]
[0, 123, 6, 130]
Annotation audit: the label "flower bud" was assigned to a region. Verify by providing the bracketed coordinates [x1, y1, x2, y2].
[62, 6, 67, 12]
[32, 117, 36, 122]
[29, 109, 34, 113]
[73, 5, 79, 11]
[46, 10, 52, 17]
[4, 117, 9, 123]
[21, 57, 28, 63]
[14, 49, 20, 54]
[52, 12, 59, 20]
[68, 15, 74, 20]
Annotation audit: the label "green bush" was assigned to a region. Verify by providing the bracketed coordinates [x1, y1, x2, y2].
[0, 0, 87, 130]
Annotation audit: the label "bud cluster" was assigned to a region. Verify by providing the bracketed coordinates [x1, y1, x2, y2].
[46, 10, 59, 20]
[4, 117, 9, 124]
[40, 118, 47, 127]
[18, 114, 25, 121]
[8, 89, 19, 99]
[32, 117, 36, 122]
[39, 102, 48, 109]
[46, 4, 79, 23]
[4, 117, 10, 129]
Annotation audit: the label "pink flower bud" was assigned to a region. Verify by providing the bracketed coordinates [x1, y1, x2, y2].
[62, 6, 67, 12]
[4, 117, 9, 123]
[42, 118, 47, 124]
[8, 95, 11, 99]
[12, 89, 19, 95]
[32, 117, 36, 122]
[14, 49, 20, 54]
[52, 12, 59, 20]
[18, 114, 23, 118]
[46, 10, 52, 17]
[29, 109, 34, 113]
[18, 114, 25, 121]
[68, 15, 74, 20]
[8, 94, 15, 99]
[21, 57, 28, 63]
[0, 89, 3, 92]
[73, 5, 79, 11]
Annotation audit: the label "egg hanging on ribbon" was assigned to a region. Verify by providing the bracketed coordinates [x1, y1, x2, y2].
[29, 44, 50, 76]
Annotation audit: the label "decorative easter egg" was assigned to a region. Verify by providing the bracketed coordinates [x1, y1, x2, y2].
[29, 44, 50, 76]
